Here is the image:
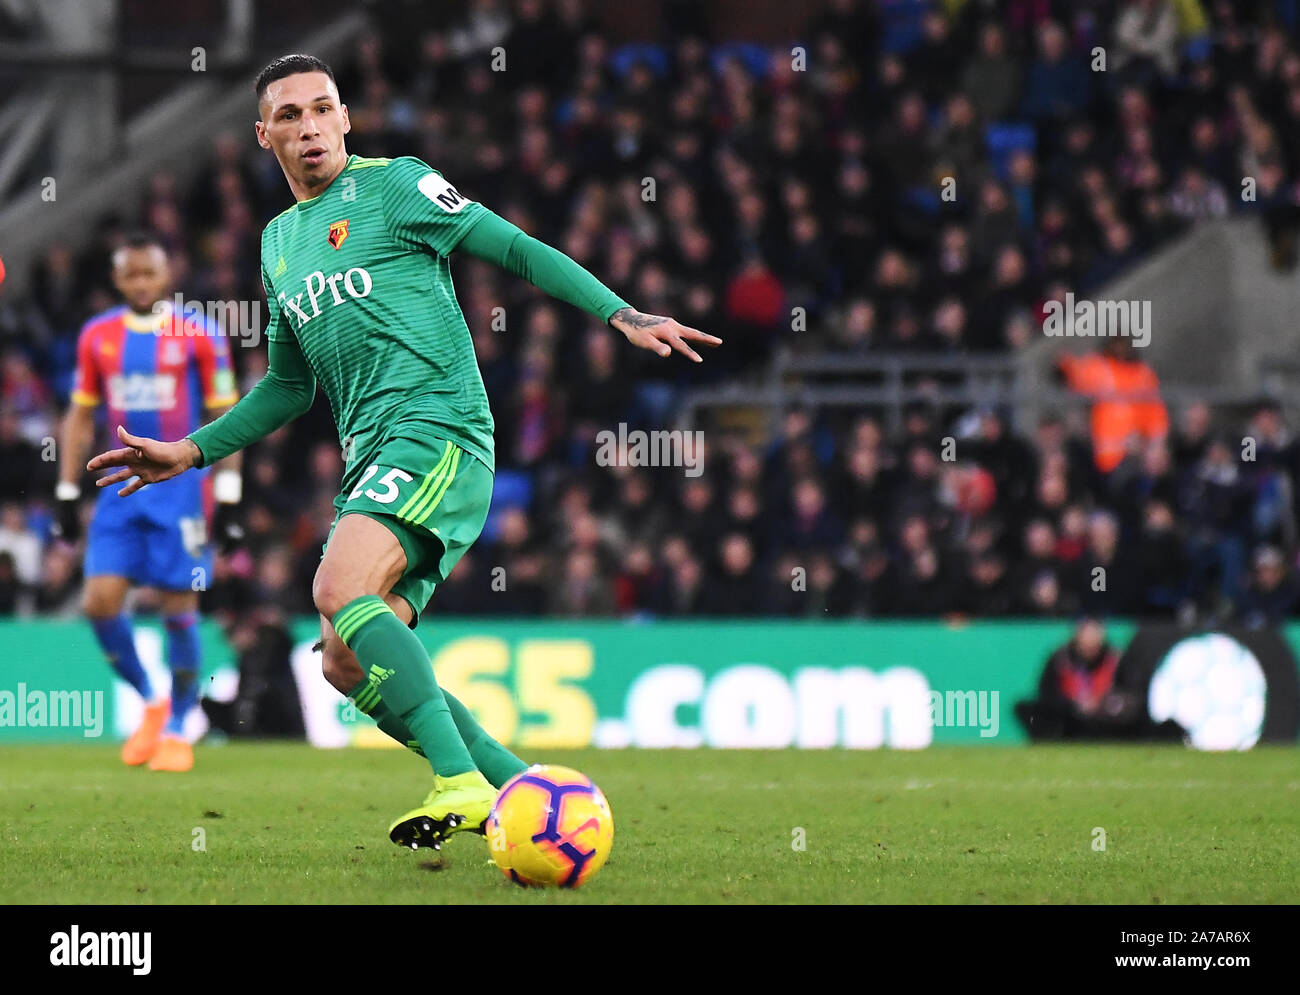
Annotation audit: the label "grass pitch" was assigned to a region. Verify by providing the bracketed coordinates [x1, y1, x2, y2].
[1, 743, 1296, 904]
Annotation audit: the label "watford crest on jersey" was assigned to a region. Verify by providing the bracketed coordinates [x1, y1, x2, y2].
[328, 219, 349, 250]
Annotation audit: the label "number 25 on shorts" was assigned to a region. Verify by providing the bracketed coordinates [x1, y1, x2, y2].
[348, 464, 413, 504]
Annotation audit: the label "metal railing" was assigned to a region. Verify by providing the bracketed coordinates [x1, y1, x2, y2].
[678, 347, 1287, 437]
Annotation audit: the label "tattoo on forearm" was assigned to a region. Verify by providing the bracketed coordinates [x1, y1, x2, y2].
[612, 307, 667, 329]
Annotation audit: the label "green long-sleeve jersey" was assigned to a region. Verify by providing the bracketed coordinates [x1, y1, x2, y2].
[190, 154, 630, 486]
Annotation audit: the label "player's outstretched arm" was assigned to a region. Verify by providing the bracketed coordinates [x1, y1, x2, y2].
[455, 210, 720, 361]
[87, 425, 200, 497]
[607, 306, 722, 363]
[87, 333, 316, 497]
[186, 325, 316, 470]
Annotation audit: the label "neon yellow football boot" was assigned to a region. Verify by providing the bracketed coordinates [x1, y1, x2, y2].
[388, 770, 497, 850]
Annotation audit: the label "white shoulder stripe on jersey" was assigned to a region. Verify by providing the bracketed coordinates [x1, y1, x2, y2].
[417, 172, 472, 214]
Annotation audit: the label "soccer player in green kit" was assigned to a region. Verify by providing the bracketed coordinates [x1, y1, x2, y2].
[88, 54, 721, 850]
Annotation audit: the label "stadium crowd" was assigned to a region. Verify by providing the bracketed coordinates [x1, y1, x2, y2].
[4, 0, 1300, 623]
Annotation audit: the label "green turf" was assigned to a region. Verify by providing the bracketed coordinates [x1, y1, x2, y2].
[1, 743, 1296, 904]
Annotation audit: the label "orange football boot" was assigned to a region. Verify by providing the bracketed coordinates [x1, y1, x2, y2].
[148, 734, 193, 772]
[121, 699, 170, 766]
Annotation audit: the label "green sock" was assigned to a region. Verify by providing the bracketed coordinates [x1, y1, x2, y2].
[348, 676, 528, 785]
[347, 676, 425, 756]
[443, 689, 529, 788]
[334, 595, 474, 777]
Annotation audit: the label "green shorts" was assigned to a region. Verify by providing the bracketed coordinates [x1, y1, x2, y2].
[323, 435, 493, 626]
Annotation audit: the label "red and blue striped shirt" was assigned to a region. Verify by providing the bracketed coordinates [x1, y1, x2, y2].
[72, 303, 238, 441]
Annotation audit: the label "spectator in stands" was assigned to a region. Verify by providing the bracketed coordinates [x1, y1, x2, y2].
[253, 545, 309, 617]
[1033, 411, 1098, 501]
[893, 441, 944, 523]
[1169, 165, 1230, 223]
[892, 543, 953, 617]
[1135, 498, 1190, 616]
[433, 551, 494, 615]
[1025, 568, 1070, 616]
[837, 528, 893, 618]
[613, 541, 659, 616]
[955, 552, 1013, 616]
[1021, 21, 1092, 123]
[1011, 518, 1060, 601]
[1171, 400, 1213, 467]
[931, 93, 984, 185]
[1242, 400, 1297, 552]
[722, 484, 763, 553]
[962, 21, 1021, 123]
[787, 478, 843, 552]
[488, 506, 548, 615]
[550, 548, 616, 616]
[889, 511, 952, 615]
[675, 477, 723, 548]
[0, 550, 21, 615]
[0, 502, 41, 593]
[1055, 503, 1090, 566]
[1236, 544, 1300, 626]
[723, 252, 785, 358]
[1247, 158, 1300, 270]
[838, 442, 892, 526]
[662, 547, 705, 617]
[1066, 510, 1141, 615]
[1032, 463, 1070, 524]
[801, 551, 843, 617]
[11, 0, 1300, 625]
[511, 363, 562, 467]
[1113, 0, 1183, 84]
[1, 351, 53, 446]
[1057, 339, 1170, 475]
[701, 533, 761, 616]
[33, 543, 80, 617]
[970, 180, 1021, 268]
[610, 470, 667, 552]
[1015, 616, 1182, 740]
[30, 243, 81, 345]
[1181, 436, 1254, 612]
[762, 551, 803, 617]
[1084, 220, 1144, 290]
[0, 410, 46, 503]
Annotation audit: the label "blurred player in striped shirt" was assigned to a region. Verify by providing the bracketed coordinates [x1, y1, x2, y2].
[57, 232, 242, 771]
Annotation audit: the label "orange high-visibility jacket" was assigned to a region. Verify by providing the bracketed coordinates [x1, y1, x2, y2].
[1058, 353, 1169, 472]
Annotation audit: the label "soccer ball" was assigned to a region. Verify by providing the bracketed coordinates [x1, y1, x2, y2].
[486, 764, 614, 888]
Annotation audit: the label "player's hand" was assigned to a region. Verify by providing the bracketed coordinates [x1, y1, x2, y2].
[609, 307, 722, 363]
[87, 425, 200, 497]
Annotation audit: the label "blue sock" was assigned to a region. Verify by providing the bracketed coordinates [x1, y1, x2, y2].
[164, 612, 201, 735]
[91, 615, 154, 701]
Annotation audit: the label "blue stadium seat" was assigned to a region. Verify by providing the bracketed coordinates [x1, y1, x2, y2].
[631, 382, 679, 427]
[480, 468, 533, 544]
[610, 43, 670, 79]
[985, 122, 1037, 182]
[709, 42, 772, 79]
[905, 185, 942, 215]
[1273, 0, 1300, 32]
[1183, 36, 1212, 64]
[878, 0, 931, 55]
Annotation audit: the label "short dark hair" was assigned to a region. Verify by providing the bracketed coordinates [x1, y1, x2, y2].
[255, 54, 336, 103]
[114, 230, 166, 261]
